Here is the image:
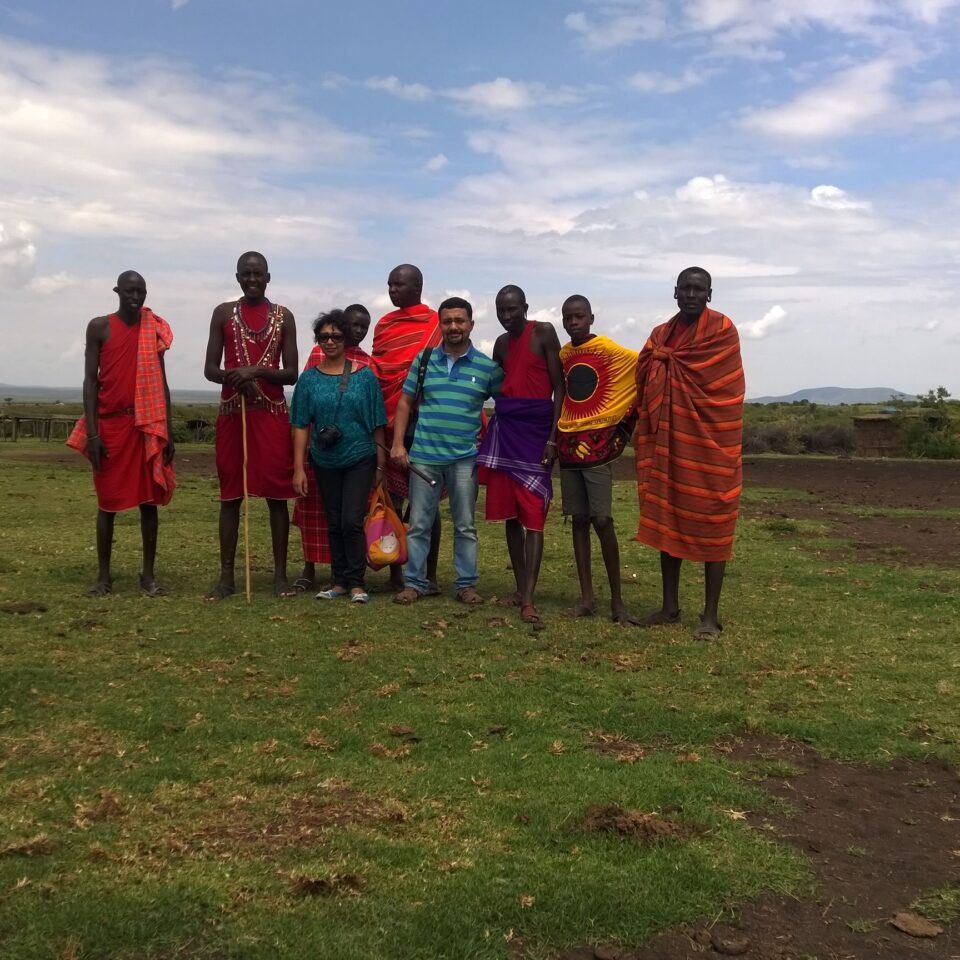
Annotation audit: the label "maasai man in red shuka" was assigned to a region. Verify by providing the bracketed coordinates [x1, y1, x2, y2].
[203, 251, 299, 601]
[291, 303, 379, 592]
[477, 285, 564, 627]
[67, 271, 175, 597]
[371, 263, 442, 591]
[634, 266, 745, 640]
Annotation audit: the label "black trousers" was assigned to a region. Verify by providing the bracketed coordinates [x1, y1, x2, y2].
[313, 456, 376, 590]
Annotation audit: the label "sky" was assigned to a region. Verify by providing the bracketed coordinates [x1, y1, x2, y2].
[1, 0, 959, 397]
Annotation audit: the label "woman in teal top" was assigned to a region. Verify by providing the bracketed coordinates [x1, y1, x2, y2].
[291, 311, 387, 602]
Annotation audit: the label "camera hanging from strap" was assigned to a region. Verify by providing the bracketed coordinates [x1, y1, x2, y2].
[331, 360, 353, 426]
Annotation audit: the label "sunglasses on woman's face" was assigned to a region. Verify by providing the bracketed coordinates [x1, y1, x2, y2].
[317, 333, 345, 343]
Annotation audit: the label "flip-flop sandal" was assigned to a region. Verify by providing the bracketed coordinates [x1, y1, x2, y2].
[393, 588, 420, 605]
[350, 591, 369, 604]
[140, 580, 168, 598]
[315, 588, 349, 600]
[693, 616, 723, 641]
[424, 582, 442, 597]
[291, 577, 313, 594]
[520, 604, 544, 628]
[636, 609, 682, 627]
[456, 587, 484, 605]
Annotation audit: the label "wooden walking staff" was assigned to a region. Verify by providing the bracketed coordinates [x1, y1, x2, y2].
[240, 395, 252, 603]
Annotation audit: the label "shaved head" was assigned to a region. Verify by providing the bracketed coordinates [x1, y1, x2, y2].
[677, 266, 711, 288]
[237, 250, 269, 272]
[115, 270, 145, 289]
[497, 284, 527, 303]
[387, 263, 424, 309]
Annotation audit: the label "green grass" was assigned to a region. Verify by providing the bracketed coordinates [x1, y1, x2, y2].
[0, 447, 958, 958]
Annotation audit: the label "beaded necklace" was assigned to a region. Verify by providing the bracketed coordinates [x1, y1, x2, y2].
[220, 299, 287, 415]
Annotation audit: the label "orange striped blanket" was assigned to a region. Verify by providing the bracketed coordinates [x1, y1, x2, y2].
[634, 308, 744, 562]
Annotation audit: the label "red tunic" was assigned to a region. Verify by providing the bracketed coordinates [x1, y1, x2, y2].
[483, 322, 554, 531]
[215, 299, 295, 501]
[93, 315, 170, 512]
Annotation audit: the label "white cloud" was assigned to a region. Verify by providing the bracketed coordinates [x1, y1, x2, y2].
[564, 4, 668, 50]
[424, 153, 449, 172]
[743, 58, 960, 139]
[628, 68, 711, 94]
[171, 0, 189, 9]
[365, 75, 432, 101]
[741, 304, 787, 339]
[447, 78, 581, 112]
[0, 220, 36, 286]
[28, 272, 76, 295]
[743, 59, 898, 138]
[808, 185, 872, 211]
[0, 36, 370, 254]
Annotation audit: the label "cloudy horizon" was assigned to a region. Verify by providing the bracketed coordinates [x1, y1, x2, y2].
[1, 0, 958, 397]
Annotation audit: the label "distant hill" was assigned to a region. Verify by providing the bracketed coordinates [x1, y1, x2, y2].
[748, 386, 912, 405]
[0, 383, 222, 404]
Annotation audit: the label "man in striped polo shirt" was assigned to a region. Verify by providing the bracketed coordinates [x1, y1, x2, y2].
[390, 297, 504, 604]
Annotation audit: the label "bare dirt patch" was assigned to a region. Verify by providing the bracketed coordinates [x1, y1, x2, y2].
[582, 805, 699, 843]
[741, 457, 960, 510]
[557, 737, 960, 959]
[163, 787, 410, 857]
[748, 500, 960, 565]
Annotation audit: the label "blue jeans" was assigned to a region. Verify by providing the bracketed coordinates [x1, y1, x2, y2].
[405, 456, 478, 594]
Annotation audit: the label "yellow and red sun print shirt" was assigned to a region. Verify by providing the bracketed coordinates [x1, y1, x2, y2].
[557, 335, 639, 468]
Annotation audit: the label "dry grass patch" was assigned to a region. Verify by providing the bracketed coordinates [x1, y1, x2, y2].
[0, 833, 57, 857]
[586, 732, 650, 764]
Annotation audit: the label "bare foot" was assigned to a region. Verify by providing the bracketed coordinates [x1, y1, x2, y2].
[568, 602, 596, 618]
[139, 575, 167, 597]
[635, 608, 681, 627]
[88, 579, 113, 597]
[205, 580, 235, 602]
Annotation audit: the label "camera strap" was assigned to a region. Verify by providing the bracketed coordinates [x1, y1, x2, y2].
[331, 361, 353, 426]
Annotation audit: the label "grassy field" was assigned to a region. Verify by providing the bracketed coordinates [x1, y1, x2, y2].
[1, 445, 957, 959]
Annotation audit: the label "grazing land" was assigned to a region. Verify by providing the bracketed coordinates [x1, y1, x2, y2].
[0, 444, 957, 959]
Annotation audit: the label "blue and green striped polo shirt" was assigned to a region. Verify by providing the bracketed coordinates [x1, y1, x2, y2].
[402, 342, 504, 464]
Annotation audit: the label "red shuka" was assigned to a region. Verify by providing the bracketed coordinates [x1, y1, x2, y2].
[371, 304, 441, 498]
[634, 308, 745, 562]
[67, 310, 175, 512]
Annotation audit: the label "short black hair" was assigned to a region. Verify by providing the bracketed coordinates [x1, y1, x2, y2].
[237, 251, 269, 272]
[115, 270, 145, 287]
[677, 266, 711, 287]
[312, 309, 349, 344]
[562, 294, 591, 313]
[343, 303, 371, 320]
[438, 296, 473, 320]
[497, 284, 526, 303]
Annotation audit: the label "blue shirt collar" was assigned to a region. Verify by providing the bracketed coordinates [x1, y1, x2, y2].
[439, 340, 476, 363]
